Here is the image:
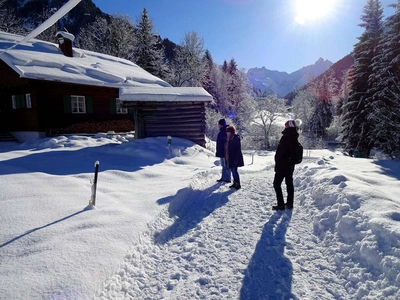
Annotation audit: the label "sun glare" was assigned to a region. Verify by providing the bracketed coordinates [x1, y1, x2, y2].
[295, 0, 336, 25]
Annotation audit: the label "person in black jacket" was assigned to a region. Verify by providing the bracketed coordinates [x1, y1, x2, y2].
[216, 119, 231, 183]
[272, 119, 300, 210]
[225, 125, 244, 190]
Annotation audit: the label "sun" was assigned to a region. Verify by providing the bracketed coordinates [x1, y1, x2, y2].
[294, 0, 336, 25]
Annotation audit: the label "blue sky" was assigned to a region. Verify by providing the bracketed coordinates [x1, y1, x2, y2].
[91, 0, 395, 73]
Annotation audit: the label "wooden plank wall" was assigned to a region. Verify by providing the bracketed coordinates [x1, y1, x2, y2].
[124, 101, 208, 147]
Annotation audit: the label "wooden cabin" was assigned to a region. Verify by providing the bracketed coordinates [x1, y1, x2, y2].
[120, 87, 212, 147]
[0, 31, 212, 146]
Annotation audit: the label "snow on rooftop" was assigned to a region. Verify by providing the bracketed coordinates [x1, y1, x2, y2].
[0, 31, 171, 89]
[119, 87, 213, 102]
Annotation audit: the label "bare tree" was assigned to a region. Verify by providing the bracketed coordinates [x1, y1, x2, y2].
[251, 95, 287, 149]
[77, 14, 136, 61]
[170, 31, 205, 87]
[0, 1, 26, 34]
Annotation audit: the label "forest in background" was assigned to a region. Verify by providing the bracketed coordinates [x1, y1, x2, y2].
[0, 0, 399, 159]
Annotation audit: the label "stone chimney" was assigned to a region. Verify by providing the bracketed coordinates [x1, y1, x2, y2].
[55, 31, 75, 57]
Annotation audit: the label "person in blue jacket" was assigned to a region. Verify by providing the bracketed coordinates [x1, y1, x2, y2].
[225, 125, 244, 190]
[216, 119, 231, 183]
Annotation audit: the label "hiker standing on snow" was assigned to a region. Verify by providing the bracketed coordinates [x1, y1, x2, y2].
[225, 125, 244, 190]
[272, 119, 301, 210]
[216, 119, 231, 183]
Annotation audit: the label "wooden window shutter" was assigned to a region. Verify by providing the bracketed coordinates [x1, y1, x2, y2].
[109, 98, 117, 114]
[19, 95, 26, 108]
[86, 97, 93, 113]
[63, 95, 72, 113]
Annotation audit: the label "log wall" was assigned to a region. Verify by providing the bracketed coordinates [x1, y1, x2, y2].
[123, 101, 208, 147]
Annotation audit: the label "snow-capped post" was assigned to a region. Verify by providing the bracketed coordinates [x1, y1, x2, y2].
[167, 136, 172, 156]
[90, 161, 100, 206]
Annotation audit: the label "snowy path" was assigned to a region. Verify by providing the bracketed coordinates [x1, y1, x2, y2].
[97, 164, 347, 299]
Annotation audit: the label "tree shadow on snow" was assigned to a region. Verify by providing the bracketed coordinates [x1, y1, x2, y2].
[154, 184, 235, 244]
[0, 209, 88, 248]
[240, 210, 297, 300]
[0, 144, 165, 176]
[373, 160, 400, 180]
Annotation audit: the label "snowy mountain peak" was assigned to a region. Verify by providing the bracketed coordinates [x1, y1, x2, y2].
[247, 58, 333, 97]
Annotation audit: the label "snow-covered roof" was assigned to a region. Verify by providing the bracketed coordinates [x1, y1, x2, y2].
[0, 31, 171, 89]
[119, 87, 213, 102]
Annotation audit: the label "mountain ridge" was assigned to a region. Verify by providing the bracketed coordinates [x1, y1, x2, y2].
[247, 57, 333, 97]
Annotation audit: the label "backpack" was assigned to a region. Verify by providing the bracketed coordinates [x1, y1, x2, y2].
[291, 142, 303, 164]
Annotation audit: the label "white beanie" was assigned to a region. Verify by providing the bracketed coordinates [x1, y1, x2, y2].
[285, 119, 302, 128]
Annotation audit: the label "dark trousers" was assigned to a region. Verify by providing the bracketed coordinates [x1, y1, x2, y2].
[273, 172, 294, 206]
[230, 167, 240, 183]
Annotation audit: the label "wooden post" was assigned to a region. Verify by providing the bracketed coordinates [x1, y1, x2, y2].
[168, 136, 172, 156]
[91, 161, 100, 206]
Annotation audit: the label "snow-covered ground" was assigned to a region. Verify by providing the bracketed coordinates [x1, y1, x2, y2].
[0, 135, 399, 299]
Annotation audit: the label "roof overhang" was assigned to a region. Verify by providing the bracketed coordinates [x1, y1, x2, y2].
[119, 87, 213, 102]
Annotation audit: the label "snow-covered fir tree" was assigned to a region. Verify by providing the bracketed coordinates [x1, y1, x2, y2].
[367, 0, 400, 158]
[341, 0, 384, 157]
[134, 8, 168, 80]
[222, 58, 252, 133]
[308, 69, 338, 140]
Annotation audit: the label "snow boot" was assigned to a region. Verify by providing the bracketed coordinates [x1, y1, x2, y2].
[235, 182, 241, 190]
[285, 203, 293, 209]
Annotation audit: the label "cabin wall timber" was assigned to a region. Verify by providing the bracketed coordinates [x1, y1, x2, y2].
[123, 100, 208, 147]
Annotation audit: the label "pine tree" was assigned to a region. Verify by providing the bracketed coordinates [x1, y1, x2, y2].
[367, 0, 400, 158]
[201, 50, 220, 111]
[308, 69, 338, 139]
[341, 0, 384, 157]
[134, 8, 167, 79]
[226, 59, 251, 129]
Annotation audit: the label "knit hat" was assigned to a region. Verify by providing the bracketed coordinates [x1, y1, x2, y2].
[285, 119, 302, 128]
[218, 119, 226, 126]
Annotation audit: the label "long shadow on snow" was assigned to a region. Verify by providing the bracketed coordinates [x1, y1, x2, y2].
[154, 184, 235, 244]
[240, 210, 297, 300]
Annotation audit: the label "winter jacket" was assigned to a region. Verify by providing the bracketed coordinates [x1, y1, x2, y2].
[216, 125, 228, 157]
[274, 127, 299, 174]
[225, 134, 244, 168]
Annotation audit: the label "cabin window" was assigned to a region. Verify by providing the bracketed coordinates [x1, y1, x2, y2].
[116, 99, 127, 114]
[71, 95, 86, 113]
[26, 94, 32, 108]
[11, 95, 26, 109]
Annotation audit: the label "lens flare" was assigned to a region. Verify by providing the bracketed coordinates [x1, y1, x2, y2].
[295, 0, 336, 24]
